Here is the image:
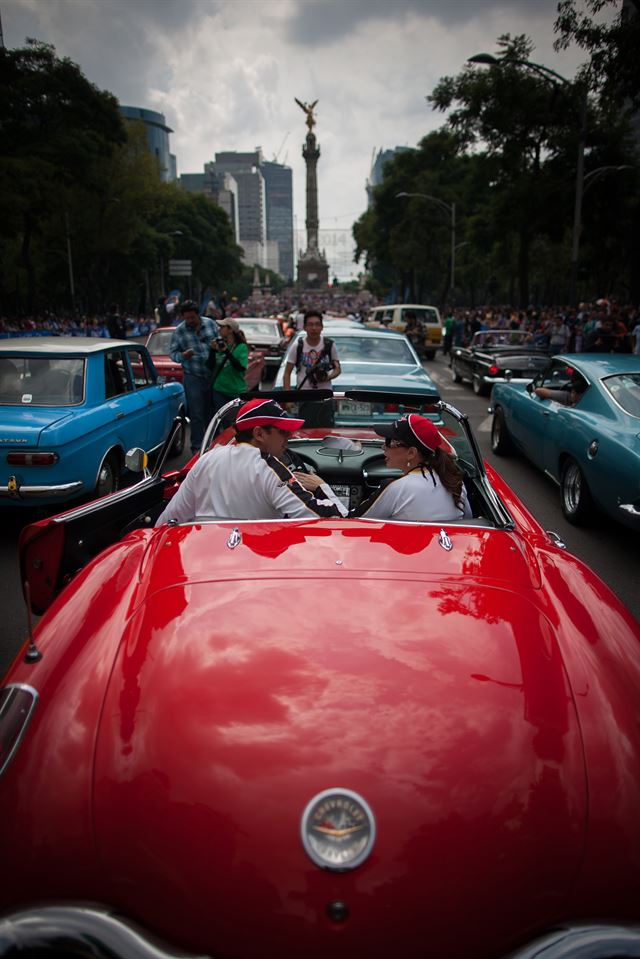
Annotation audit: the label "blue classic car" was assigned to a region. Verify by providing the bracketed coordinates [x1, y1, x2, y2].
[0, 337, 185, 508]
[491, 353, 640, 529]
[273, 328, 441, 422]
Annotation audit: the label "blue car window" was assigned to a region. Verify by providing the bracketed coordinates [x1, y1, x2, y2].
[602, 374, 640, 417]
[105, 351, 131, 399]
[127, 348, 154, 389]
[0, 357, 84, 407]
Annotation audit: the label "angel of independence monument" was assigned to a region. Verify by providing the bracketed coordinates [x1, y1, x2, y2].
[295, 98, 329, 289]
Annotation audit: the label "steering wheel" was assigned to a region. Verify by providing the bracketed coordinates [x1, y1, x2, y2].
[281, 448, 315, 474]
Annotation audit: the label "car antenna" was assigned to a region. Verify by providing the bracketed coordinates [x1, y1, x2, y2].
[23, 581, 43, 663]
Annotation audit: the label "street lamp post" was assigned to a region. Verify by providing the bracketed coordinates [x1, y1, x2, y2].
[396, 191, 456, 299]
[468, 52, 587, 305]
[64, 211, 76, 313]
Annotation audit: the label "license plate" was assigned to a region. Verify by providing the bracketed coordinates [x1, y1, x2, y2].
[340, 401, 371, 415]
[332, 484, 351, 508]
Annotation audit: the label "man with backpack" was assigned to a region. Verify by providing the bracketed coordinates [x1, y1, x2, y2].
[282, 310, 341, 426]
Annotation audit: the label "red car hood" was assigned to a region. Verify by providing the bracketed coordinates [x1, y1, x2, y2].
[90, 521, 586, 958]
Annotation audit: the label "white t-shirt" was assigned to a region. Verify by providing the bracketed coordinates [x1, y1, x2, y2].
[155, 442, 348, 524]
[355, 468, 472, 522]
[285, 335, 339, 390]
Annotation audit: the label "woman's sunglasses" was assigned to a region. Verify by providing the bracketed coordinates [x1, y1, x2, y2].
[384, 438, 408, 449]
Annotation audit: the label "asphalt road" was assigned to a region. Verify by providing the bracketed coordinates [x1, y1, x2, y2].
[1, 354, 638, 679]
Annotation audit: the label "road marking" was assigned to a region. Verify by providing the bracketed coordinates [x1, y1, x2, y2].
[477, 415, 492, 432]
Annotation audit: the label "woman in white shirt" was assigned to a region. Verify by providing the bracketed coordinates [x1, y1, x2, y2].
[353, 414, 472, 522]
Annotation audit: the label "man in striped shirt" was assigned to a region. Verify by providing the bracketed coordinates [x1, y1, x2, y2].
[155, 399, 348, 524]
[170, 300, 220, 453]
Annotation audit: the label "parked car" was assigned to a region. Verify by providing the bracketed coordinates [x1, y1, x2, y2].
[452, 330, 550, 396]
[145, 325, 264, 390]
[274, 328, 441, 423]
[491, 353, 640, 529]
[234, 317, 288, 380]
[2, 389, 640, 959]
[0, 337, 185, 507]
[365, 304, 442, 359]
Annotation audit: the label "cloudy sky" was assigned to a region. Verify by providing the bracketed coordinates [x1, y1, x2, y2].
[3, 0, 589, 279]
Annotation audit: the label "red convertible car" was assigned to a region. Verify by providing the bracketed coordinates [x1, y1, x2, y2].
[1, 390, 640, 959]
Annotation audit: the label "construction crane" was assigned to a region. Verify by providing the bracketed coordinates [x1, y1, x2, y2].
[273, 131, 290, 163]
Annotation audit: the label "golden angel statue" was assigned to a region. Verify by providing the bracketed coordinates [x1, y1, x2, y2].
[295, 98, 318, 131]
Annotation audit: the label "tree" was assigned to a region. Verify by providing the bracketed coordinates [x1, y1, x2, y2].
[428, 34, 585, 306]
[554, 0, 640, 109]
[0, 40, 126, 312]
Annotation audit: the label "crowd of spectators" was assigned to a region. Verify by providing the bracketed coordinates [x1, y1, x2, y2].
[0, 312, 157, 340]
[442, 303, 640, 355]
[2, 297, 639, 355]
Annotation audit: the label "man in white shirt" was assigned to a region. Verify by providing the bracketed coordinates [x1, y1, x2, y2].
[282, 310, 341, 426]
[155, 398, 347, 525]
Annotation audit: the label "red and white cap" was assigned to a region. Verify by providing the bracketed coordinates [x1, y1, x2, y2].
[235, 398, 305, 432]
[375, 414, 443, 454]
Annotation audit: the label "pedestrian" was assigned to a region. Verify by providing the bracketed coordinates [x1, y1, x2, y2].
[443, 311, 454, 357]
[282, 310, 341, 426]
[106, 304, 126, 340]
[169, 300, 219, 454]
[207, 318, 249, 414]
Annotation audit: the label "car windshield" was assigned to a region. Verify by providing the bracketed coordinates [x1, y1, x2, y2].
[148, 331, 174, 355]
[237, 321, 279, 339]
[333, 336, 415, 364]
[400, 308, 439, 325]
[0, 356, 85, 406]
[602, 373, 640, 417]
[472, 331, 533, 348]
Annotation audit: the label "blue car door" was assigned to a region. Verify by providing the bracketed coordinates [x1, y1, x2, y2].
[103, 348, 150, 451]
[124, 346, 174, 449]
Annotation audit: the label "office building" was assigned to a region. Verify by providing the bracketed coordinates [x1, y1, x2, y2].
[120, 106, 176, 182]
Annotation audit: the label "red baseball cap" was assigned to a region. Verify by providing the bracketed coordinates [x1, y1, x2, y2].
[375, 414, 443, 453]
[235, 398, 305, 432]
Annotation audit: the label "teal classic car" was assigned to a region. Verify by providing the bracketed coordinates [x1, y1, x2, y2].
[490, 354, 640, 529]
[273, 328, 441, 423]
[0, 338, 185, 508]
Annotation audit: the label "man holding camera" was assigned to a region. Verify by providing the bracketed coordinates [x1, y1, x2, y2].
[282, 310, 341, 426]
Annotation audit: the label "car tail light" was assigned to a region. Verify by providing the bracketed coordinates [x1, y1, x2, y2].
[488, 364, 499, 376]
[6, 453, 59, 466]
[384, 403, 399, 412]
[0, 684, 38, 778]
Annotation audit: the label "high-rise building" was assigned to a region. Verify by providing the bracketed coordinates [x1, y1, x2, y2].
[179, 149, 293, 277]
[119, 106, 176, 182]
[262, 161, 294, 282]
[366, 147, 411, 207]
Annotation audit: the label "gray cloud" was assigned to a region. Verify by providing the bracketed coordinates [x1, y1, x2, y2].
[285, 0, 561, 46]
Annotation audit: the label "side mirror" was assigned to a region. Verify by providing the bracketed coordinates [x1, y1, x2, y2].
[125, 448, 149, 473]
[526, 381, 533, 394]
[157, 374, 167, 386]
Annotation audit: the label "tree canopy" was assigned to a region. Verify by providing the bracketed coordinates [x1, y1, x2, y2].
[0, 41, 244, 315]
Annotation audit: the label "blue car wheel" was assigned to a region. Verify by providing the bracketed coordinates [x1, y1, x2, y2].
[561, 457, 593, 525]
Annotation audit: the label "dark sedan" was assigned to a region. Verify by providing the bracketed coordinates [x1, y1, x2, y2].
[452, 330, 549, 396]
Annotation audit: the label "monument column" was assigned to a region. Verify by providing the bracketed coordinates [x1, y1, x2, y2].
[295, 98, 329, 289]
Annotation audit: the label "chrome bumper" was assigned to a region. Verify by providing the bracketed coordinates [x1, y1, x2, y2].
[0, 480, 83, 499]
[0, 907, 639, 959]
[0, 905, 210, 958]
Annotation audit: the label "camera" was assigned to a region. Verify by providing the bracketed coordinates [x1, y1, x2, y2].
[312, 367, 329, 383]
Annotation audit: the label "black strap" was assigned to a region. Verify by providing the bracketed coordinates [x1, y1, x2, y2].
[210, 349, 231, 386]
[296, 337, 334, 389]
